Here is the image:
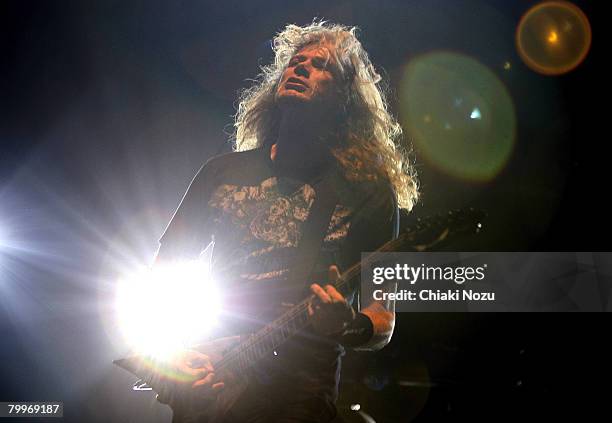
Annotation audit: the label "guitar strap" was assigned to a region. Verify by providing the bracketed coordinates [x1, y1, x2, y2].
[287, 171, 338, 292]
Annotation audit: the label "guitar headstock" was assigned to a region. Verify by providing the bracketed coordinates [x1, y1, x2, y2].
[398, 208, 486, 252]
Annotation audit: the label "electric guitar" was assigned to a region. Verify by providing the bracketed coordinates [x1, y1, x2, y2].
[114, 208, 485, 422]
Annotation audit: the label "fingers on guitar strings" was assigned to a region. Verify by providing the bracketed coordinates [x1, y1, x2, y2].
[323, 284, 345, 302]
[310, 283, 333, 303]
[328, 265, 341, 282]
[191, 373, 225, 393]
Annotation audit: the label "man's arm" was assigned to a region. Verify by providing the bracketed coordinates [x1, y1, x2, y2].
[155, 159, 215, 263]
[309, 183, 400, 350]
[356, 279, 397, 351]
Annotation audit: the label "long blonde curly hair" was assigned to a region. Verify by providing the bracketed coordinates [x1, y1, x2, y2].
[232, 21, 418, 210]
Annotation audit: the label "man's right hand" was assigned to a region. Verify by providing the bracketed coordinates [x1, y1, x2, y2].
[152, 349, 224, 405]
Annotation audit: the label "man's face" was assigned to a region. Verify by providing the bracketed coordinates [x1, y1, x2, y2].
[275, 43, 339, 108]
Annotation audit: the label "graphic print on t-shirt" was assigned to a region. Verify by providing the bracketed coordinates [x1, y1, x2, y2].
[208, 176, 351, 282]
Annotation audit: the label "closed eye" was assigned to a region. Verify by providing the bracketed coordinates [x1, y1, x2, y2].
[312, 57, 328, 69]
[288, 55, 305, 67]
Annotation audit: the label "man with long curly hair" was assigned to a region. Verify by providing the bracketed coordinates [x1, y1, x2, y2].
[153, 22, 418, 422]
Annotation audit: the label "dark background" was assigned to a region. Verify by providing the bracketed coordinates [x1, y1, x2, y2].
[1, 1, 608, 421]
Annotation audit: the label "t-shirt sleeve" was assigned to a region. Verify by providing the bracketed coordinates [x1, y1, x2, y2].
[156, 160, 217, 261]
[349, 183, 398, 252]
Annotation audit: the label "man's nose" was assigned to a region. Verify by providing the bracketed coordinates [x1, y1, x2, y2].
[295, 63, 309, 78]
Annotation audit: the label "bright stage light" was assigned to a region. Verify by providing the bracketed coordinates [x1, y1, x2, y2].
[115, 260, 221, 359]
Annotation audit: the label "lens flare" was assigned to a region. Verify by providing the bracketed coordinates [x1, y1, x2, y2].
[115, 260, 221, 359]
[516, 1, 591, 75]
[400, 52, 516, 181]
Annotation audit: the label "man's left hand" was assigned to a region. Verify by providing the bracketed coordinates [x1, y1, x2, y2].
[308, 265, 356, 336]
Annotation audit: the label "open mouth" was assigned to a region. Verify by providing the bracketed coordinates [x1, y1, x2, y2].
[285, 78, 308, 92]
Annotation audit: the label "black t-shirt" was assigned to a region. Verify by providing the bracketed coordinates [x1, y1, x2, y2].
[158, 147, 398, 401]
